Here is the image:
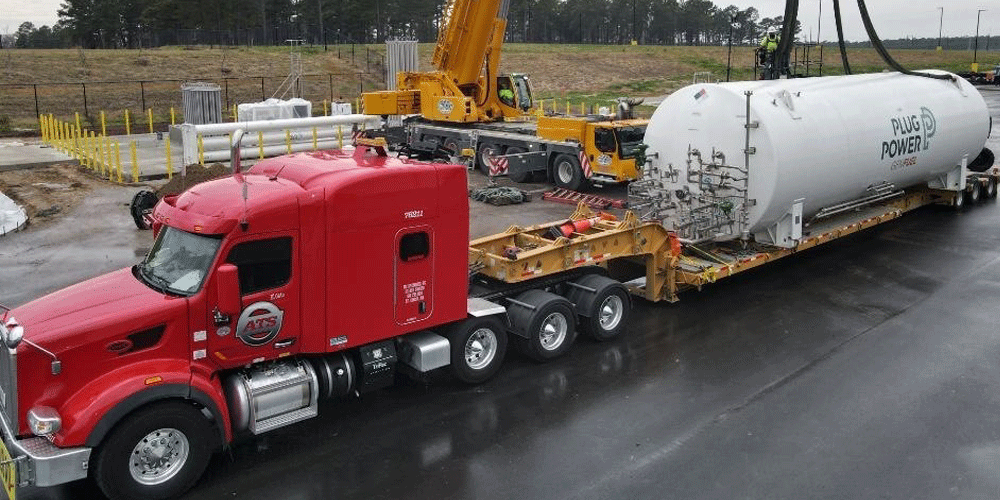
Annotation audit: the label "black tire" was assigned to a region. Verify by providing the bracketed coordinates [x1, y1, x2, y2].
[953, 190, 965, 210]
[552, 153, 588, 191]
[505, 146, 530, 183]
[477, 143, 503, 174]
[565, 275, 631, 341]
[93, 401, 215, 500]
[446, 316, 508, 384]
[966, 181, 981, 204]
[129, 190, 158, 230]
[987, 178, 998, 199]
[510, 290, 577, 362]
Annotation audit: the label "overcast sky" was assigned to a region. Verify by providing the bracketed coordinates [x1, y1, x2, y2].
[0, 0, 994, 42]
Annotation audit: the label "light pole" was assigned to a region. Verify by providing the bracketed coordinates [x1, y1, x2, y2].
[973, 9, 985, 72]
[937, 7, 943, 51]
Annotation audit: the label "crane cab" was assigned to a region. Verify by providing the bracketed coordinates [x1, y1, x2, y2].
[497, 73, 533, 113]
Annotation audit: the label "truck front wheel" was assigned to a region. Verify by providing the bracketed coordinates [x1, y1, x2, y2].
[447, 316, 508, 384]
[93, 401, 215, 500]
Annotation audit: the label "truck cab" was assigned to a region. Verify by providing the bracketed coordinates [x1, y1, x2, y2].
[0, 144, 471, 500]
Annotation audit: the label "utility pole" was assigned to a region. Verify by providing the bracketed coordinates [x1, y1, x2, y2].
[631, 0, 637, 45]
[974, 9, 985, 72]
[318, 0, 326, 51]
[937, 7, 943, 51]
[726, 16, 736, 82]
[817, 0, 822, 45]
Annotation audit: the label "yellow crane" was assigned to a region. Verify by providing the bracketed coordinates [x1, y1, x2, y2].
[363, 0, 531, 123]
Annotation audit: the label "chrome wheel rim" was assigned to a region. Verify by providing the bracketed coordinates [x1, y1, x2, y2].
[989, 181, 997, 197]
[557, 160, 574, 185]
[465, 328, 497, 370]
[129, 427, 190, 485]
[538, 312, 568, 351]
[598, 295, 624, 331]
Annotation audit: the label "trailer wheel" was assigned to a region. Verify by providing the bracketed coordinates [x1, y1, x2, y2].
[952, 190, 965, 210]
[984, 178, 997, 199]
[92, 401, 214, 500]
[565, 275, 631, 341]
[552, 153, 587, 191]
[505, 146, 530, 182]
[966, 180, 981, 204]
[477, 143, 503, 174]
[447, 316, 508, 384]
[510, 290, 577, 362]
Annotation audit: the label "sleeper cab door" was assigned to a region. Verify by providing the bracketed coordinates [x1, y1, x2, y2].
[394, 227, 433, 325]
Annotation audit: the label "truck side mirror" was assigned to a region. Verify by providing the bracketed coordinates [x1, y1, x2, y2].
[216, 264, 241, 315]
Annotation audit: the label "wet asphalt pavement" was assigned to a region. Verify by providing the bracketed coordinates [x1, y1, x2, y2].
[3, 87, 1000, 500]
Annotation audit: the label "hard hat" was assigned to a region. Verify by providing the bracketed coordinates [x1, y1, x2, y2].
[766, 28, 776, 35]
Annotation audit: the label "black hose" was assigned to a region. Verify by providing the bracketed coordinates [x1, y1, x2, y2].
[833, 0, 851, 74]
[775, 0, 798, 77]
[856, 0, 952, 81]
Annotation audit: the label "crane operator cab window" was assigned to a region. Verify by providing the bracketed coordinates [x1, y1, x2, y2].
[512, 74, 533, 111]
[497, 77, 516, 108]
[595, 127, 617, 154]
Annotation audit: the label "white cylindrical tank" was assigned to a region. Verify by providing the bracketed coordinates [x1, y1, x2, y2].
[641, 70, 990, 245]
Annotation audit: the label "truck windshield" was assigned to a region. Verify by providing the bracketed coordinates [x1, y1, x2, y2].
[615, 126, 647, 159]
[138, 227, 222, 296]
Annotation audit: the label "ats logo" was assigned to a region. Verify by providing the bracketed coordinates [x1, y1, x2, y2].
[881, 107, 936, 161]
[235, 301, 284, 346]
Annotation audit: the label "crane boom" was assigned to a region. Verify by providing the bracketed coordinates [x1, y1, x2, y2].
[433, 0, 511, 86]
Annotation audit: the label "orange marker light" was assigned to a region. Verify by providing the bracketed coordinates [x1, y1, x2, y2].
[144, 376, 163, 385]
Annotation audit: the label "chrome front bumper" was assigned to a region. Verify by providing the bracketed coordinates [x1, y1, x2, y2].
[0, 408, 91, 487]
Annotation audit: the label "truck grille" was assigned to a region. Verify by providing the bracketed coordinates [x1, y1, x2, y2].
[0, 346, 18, 433]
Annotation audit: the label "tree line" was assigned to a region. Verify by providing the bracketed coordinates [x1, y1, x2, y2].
[4, 0, 800, 49]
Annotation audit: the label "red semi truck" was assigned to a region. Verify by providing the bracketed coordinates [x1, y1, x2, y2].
[0, 135, 637, 500]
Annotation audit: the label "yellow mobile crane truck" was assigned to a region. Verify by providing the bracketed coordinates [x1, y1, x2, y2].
[362, 0, 647, 191]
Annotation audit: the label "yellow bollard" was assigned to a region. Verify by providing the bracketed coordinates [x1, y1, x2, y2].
[83, 131, 90, 168]
[580, 102, 585, 115]
[100, 111, 107, 136]
[258, 131, 264, 160]
[90, 131, 98, 170]
[147, 108, 153, 134]
[312, 127, 318, 150]
[124, 109, 131, 136]
[355, 98, 360, 113]
[323, 100, 328, 116]
[104, 136, 113, 177]
[337, 125, 343, 150]
[285, 129, 291, 154]
[233, 105, 238, 122]
[165, 139, 173, 180]
[566, 101, 570, 114]
[75, 112, 81, 133]
[197, 134, 204, 165]
[170, 107, 176, 126]
[99, 135, 106, 175]
[113, 142, 123, 183]
[130, 141, 139, 182]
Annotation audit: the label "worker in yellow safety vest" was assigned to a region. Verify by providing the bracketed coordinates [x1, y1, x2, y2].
[760, 28, 779, 52]
[498, 85, 515, 107]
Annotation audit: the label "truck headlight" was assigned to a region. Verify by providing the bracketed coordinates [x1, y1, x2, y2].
[27, 406, 61, 436]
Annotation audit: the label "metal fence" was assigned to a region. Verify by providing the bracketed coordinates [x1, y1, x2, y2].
[0, 73, 374, 128]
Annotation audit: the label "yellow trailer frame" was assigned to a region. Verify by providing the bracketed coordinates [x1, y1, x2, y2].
[469, 189, 953, 304]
